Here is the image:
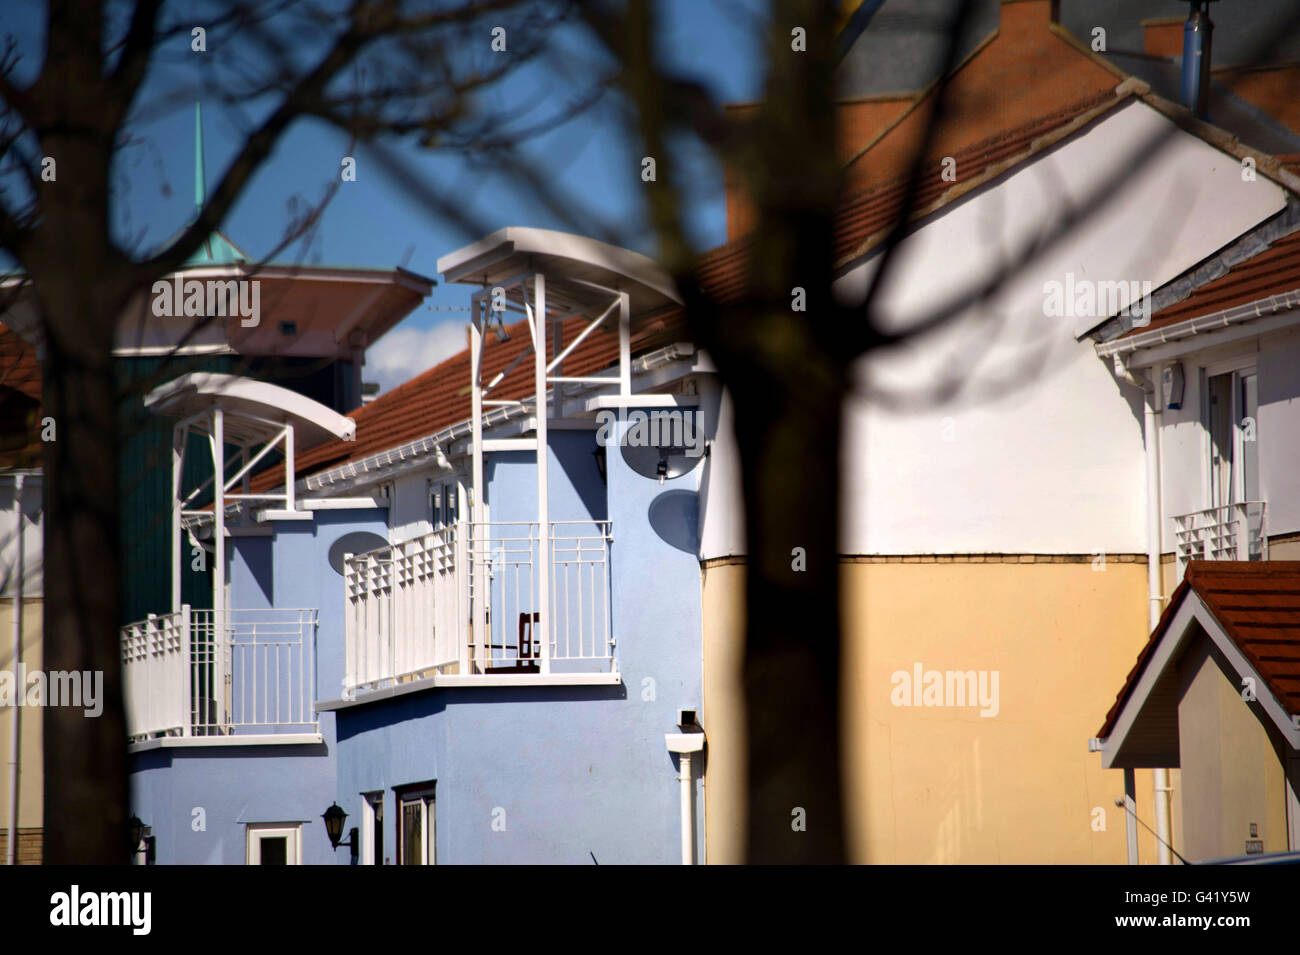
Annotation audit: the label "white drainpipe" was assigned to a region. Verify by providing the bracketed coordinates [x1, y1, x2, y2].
[665, 731, 706, 864]
[1113, 355, 1173, 865]
[6, 474, 24, 866]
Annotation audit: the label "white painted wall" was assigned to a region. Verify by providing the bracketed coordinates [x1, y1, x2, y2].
[1257, 327, 1300, 539]
[388, 472, 433, 543]
[1155, 358, 1206, 546]
[699, 99, 1287, 560]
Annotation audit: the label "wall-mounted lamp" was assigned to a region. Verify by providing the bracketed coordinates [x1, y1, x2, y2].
[128, 815, 145, 854]
[1162, 363, 1184, 410]
[593, 444, 607, 483]
[322, 802, 359, 861]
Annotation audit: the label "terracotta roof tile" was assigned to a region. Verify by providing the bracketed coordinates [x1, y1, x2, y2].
[1098, 561, 1300, 738]
[1117, 229, 1300, 340]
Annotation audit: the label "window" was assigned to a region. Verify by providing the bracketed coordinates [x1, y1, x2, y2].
[246, 823, 301, 865]
[1206, 367, 1258, 508]
[1205, 364, 1264, 559]
[430, 480, 460, 531]
[361, 792, 384, 866]
[395, 783, 436, 865]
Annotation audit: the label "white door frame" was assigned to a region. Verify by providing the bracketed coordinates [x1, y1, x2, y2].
[245, 823, 302, 864]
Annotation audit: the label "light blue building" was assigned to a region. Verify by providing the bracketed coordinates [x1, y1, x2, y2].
[125, 228, 716, 864]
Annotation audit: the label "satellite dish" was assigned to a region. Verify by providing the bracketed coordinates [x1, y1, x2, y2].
[327, 531, 390, 575]
[620, 440, 706, 482]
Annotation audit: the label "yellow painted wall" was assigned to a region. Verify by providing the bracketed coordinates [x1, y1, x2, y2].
[0, 598, 42, 830]
[1176, 634, 1288, 860]
[702, 560, 1168, 863]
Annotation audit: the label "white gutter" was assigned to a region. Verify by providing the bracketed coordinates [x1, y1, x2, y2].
[6, 474, 24, 866]
[1097, 288, 1300, 358]
[1111, 354, 1173, 866]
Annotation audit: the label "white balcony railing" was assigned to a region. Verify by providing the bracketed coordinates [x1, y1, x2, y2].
[1173, 501, 1268, 572]
[344, 521, 614, 694]
[121, 607, 318, 741]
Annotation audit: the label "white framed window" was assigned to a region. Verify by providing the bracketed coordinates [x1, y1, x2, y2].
[395, 783, 436, 865]
[1204, 361, 1258, 509]
[429, 480, 461, 531]
[361, 792, 384, 866]
[245, 823, 301, 865]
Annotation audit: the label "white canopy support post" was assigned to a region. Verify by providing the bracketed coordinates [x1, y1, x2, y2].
[470, 294, 486, 673]
[618, 290, 631, 396]
[172, 423, 184, 611]
[284, 422, 295, 512]
[212, 405, 227, 729]
[533, 271, 550, 675]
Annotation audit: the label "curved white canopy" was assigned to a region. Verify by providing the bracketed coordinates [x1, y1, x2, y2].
[145, 372, 356, 450]
[436, 226, 681, 316]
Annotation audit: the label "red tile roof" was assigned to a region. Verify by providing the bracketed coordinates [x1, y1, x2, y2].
[0, 325, 41, 403]
[1098, 561, 1300, 738]
[1117, 228, 1300, 340]
[830, 86, 1123, 265]
[0, 324, 42, 469]
[725, 0, 1125, 238]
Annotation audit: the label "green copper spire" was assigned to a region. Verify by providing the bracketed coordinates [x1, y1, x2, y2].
[194, 101, 206, 212]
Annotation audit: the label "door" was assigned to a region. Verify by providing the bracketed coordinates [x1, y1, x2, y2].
[1205, 366, 1260, 558]
[396, 786, 436, 865]
[246, 824, 301, 865]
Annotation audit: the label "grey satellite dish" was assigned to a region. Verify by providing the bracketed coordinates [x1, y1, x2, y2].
[327, 531, 390, 575]
[620, 440, 707, 482]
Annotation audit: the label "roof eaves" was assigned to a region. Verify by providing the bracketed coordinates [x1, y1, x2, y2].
[1129, 87, 1300, 197]
[1091, 203, 1300, 348]
[1096, 287, 1300, 359]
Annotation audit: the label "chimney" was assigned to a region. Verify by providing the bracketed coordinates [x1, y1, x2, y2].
[1181, 1, 1218, 119]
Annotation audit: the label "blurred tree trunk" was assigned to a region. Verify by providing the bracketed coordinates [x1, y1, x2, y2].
[28, 63, 132, 861]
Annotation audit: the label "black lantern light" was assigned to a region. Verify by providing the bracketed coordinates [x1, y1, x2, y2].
[322, 802, 358, 859]
[128, 815, 145, 854]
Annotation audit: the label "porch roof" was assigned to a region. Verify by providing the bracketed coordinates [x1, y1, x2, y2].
[1096, 561, 1300, 769]
[145, 372, 357, 450]
[437, 227, 682, 317]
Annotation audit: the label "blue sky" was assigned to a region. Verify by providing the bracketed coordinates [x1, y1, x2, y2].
[1, 0, 769, 391]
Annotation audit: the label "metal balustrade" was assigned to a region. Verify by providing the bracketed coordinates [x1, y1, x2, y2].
[120, 606, 318, 740]
[1173, 501, 1267, 573]
[344, 521, 614, 694]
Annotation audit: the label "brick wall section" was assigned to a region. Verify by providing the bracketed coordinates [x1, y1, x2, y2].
[0, 828, 43, 864]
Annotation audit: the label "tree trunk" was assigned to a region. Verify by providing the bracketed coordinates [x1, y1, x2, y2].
[730, 328, 848, 863]
[37, 279, 128, 863]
